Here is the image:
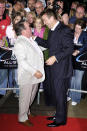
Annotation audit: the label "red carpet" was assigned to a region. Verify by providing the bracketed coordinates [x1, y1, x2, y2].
[0, 114, 87, 131]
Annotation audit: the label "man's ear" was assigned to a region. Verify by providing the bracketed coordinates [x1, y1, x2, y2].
[84, 12, 85, 16]
[21, 30, 25, 36]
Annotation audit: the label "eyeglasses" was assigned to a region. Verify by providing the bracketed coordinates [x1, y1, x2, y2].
[76, 11, 84, 14]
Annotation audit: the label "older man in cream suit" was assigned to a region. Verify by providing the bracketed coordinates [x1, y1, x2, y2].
[13, 20, 45, 127]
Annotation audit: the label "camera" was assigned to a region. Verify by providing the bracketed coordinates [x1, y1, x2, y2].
[6, 4, 10, 8]
[47, 2, 52, 6]
[53, 0, 62, 11]
[53, 4, 61, 10]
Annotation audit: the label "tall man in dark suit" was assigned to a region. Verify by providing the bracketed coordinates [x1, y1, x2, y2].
[35, 9, 74, 127]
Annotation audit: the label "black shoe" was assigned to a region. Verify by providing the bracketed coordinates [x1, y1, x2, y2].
[0, 94, 4, 99]
[47, 121, 66, 127]
[47, 116, 56, 121]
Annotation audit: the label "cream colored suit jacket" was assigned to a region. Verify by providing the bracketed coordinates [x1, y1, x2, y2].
[14, 35, 45, 85]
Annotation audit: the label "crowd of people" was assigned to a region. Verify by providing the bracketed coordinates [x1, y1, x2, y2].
[0, 0, 87, 127]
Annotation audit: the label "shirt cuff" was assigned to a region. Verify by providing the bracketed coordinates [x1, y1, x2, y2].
[55, 56, 58, 63]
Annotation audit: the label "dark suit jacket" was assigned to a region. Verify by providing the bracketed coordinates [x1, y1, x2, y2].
[36, 22, 74, 80]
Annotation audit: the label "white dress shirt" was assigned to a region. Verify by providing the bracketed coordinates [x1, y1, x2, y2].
[51, 21, 60, 31]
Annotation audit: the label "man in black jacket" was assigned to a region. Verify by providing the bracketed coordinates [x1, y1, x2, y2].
[35, 9, 74, 127]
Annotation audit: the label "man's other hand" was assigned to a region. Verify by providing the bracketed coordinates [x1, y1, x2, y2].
[45, 56, 57, 65]
[34, 71, 43, 79]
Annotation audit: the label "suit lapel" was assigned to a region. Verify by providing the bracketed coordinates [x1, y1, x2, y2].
[28, 37, 43, 59]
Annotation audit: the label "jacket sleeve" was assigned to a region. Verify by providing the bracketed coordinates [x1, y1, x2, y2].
[14, 43, 37, 76]
[55, 28, 74, 62]
[35, 37, 49, 48]
[78, 32, 87, 54]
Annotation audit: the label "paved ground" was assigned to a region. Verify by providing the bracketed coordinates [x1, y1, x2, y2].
[0, 91, 87, 118]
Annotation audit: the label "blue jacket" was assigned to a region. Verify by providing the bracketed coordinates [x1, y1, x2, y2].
[69, 16, 87, 24]
[77, 31, 87, 53]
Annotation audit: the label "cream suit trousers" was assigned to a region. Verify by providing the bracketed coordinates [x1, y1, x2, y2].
[18, 83, 38, 122]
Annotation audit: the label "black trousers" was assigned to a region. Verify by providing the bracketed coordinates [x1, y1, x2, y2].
[54, 78, 70, 123]
[82, 71, 87, 98]
[43, 65, 56, 106]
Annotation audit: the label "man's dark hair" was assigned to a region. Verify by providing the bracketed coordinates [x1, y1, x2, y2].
[13, 19, 26, 36]
[75, 19, 86, 29]
[41, 9, 57, 20]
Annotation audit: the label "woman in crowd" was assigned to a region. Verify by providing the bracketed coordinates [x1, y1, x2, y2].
[26, 11, 36, 33]
[54, 0, 69, 25]
[68, 19, 87, 106]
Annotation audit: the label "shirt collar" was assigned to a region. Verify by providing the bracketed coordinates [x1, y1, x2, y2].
[51, 21, 60, 31]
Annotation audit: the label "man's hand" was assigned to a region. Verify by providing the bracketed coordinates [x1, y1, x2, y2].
[34, 70, 43, 79]
[45, 56, 57, 65]
[72, 50, 80, 56]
